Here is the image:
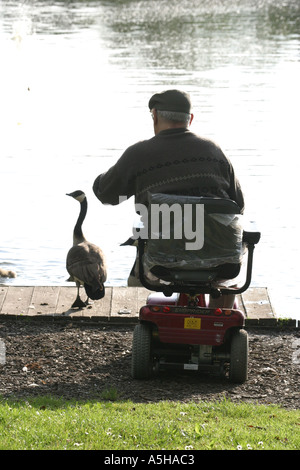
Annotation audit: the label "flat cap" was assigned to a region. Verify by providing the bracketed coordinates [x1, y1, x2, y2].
[148, 89, 191, 114]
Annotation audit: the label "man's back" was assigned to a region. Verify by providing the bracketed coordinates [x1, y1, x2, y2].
[93, 127, 244, 211]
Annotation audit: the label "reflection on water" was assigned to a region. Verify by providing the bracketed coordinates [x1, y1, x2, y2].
[0, 0, 299, 318]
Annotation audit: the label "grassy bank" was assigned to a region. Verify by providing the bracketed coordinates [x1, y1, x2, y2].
[0, 395, 299, 450]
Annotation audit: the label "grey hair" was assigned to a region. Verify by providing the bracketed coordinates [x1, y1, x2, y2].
[157, 110, 191, 125]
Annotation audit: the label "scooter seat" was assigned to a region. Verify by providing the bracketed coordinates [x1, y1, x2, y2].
[150, 263, 240, 284]
[150, 266, 218, 283]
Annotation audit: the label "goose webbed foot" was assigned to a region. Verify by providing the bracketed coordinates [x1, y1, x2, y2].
[71, 284, 87, 309]
[71, 295, 87, 309]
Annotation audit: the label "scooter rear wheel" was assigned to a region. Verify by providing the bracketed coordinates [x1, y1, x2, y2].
[229, 329, 248, 384]
[131, 323, 153, 379]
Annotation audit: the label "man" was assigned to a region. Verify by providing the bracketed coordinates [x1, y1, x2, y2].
[93, 90, 244, 305]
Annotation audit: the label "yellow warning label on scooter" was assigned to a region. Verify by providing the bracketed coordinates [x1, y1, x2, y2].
[184, 317, 201, 329]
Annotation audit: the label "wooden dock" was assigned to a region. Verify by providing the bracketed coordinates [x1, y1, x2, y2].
[0, 285, 290, 328]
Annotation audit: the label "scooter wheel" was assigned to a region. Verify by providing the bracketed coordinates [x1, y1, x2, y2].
[131, 323, 153, 379]
[229, 329, 248, 384]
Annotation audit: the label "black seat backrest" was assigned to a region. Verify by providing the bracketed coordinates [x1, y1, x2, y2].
[142, 192, 243, 273]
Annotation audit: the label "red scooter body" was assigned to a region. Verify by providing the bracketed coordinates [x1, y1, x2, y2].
[140, 292, 245, 346]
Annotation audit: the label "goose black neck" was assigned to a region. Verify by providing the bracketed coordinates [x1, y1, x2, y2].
[74, 197, 87, 242]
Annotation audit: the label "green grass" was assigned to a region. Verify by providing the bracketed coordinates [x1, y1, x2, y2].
[0, 395, 299, 450]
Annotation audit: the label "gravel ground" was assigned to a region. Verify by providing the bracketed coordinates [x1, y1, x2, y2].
[0, 319, 299, 409]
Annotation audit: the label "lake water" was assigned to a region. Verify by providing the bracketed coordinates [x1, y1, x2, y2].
[0, 0, 299, 319]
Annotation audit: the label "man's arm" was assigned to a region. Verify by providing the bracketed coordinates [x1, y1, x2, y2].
[93, 150, 136, 205]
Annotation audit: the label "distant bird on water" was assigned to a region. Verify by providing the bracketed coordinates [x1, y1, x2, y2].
[0, 269, 16, 278]
[66, 190, 107, 308]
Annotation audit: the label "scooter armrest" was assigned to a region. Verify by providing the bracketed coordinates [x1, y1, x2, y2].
[242, 231, 261, 245]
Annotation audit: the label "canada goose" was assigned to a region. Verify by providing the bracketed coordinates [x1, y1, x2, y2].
[66, 190, 107, 308]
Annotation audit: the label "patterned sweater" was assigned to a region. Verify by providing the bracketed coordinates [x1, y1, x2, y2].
[93, 128, 244, 212]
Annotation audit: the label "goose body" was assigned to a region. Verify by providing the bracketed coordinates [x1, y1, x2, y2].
[66, 190, 107, 308]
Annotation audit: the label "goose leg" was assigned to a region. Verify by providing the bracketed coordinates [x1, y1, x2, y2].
[85, 297, 93, 306]
[71, 283, 87, 309]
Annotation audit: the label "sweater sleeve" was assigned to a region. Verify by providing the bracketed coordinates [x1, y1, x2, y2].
[93, 150, 136, 205]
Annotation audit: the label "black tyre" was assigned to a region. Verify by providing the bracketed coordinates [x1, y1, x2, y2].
[229, 329, 248, 384]
[131, 323, 153, 379]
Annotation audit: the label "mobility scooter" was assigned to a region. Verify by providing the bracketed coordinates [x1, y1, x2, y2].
[131, 193, 260, 383]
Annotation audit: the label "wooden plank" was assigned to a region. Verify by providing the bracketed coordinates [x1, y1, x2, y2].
[29, 286, 60, 315]
[241, 287, 274, 319]
[82, 286, 112, 319]
[110, 287, 139, 319]
[0, 287, 8, 312]
[55, 286, 80, 315]
[55, 286, 112, 318]
[1, 286, 34, 315]
[109, 287, 163, 320]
